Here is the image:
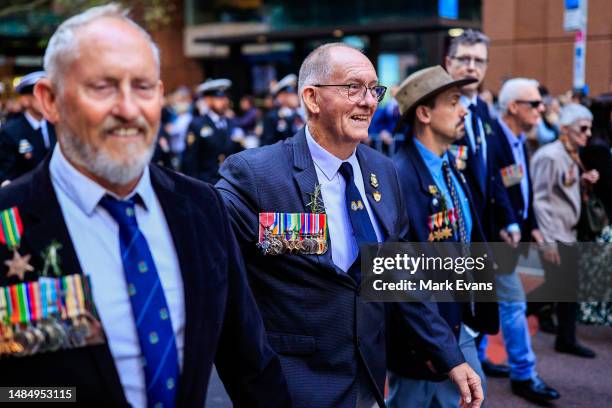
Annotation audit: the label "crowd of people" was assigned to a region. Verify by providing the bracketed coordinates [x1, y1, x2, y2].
[0, 3, 611, 408]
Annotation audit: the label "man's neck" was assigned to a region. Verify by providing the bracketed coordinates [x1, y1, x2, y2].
[308, 122, 357, 160]
[59, 144, 141, 198]
[415, 127, 448, 157]
[25, 109, 43, 122]
[501, 114, 523, 137]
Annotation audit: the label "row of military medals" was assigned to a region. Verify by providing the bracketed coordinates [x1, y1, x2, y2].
[0, 207, 103, 358]
[427, 186, 459, 242]
[258, 212, 328, 255]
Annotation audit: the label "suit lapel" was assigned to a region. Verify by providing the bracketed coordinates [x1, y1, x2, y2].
[19, 161, 127, 404]
[290, 131, 349, 276]
[149, 166, 206, 402]
[356, 146, 392, 240]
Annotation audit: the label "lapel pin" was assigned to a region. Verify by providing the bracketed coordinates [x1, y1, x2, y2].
[428, 185, 438, 195]
[370, 173, 379, 189]
[372, 191, 381, 202]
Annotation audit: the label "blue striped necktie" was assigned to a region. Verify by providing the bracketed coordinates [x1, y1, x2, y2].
[338, 162, 377, 285]
[99, 195, 179, 408]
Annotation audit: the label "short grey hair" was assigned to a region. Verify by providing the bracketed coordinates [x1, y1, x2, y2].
[297, 42, 361, 116]
[447, 29, 490, 58]
[498, 78, 540, 114]
[559, 103, 593, 126]
[44, 3, 160, 92]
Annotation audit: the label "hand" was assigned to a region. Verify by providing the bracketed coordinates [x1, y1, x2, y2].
[499, 229, 521, 248]
[449, 362, 484, 408]
[542, 247, 561, 265]
[531, 229, 544, 244]
[582, 169, 600, 185]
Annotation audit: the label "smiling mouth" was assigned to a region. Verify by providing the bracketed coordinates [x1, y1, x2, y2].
[350, 114, 370, 123]
[106, 127, 145, 138]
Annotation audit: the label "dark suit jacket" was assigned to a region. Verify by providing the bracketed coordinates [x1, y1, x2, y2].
[0, 114, 56, 182]
[453, 97, 516, 241]
[489, 118, 539, 240]
[390, 137, 499, 379]
[0, 160, 290, 407]
[216, 129, 465, 408]
[180, 113, 243, 184]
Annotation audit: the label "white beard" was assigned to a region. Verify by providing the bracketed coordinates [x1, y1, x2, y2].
[60, 126, 156, 186]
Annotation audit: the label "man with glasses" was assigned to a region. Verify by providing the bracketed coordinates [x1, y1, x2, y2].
[445, 29, 520, 379]
[486, 78, 560, 405]
[217, 43, 482, 408]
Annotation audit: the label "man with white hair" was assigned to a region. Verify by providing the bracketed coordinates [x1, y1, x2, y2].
[531, 103, 598, 358]
[0, 4, 290, 407]
[481, 78, 560, 404]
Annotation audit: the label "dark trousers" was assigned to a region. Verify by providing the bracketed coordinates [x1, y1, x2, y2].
[530, 242, 580, 345]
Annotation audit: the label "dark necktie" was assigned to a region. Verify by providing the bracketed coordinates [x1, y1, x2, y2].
[99, 195, 179, 408]
[442, 161, 468, 245]
[338, 162, 377, 285]
[442, 163, 475, 310]
[468, 104, 487, 191]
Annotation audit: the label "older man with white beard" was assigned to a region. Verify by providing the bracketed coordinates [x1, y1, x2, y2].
[0, 4, 290, 408]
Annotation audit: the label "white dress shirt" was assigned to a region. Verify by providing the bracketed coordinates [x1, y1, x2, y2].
[305, 126, 383, 272]
[49, 146, 185, 408]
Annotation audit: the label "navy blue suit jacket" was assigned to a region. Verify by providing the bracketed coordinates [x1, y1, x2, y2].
[0, 160, 290, 407]
[216, 129, 465, 408]
[390, 137, 498, 379]
[453, 97, 516, 241]
[488, 118, 539, 240]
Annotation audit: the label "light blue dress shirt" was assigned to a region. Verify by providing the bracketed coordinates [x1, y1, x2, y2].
[49, 146, 185, 408]
[415, 139, 473, 242]
[497, 118, 530, 220]
[460, 95, 487, 167]
[305, 126, 383, 272]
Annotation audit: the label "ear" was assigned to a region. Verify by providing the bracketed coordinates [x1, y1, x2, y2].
[415, 105, 431, 125]
[34, 79, 60, 124]
[444, 56, 452, 70]
[302, 87, 320, 117]
[508, 101, 518, 116]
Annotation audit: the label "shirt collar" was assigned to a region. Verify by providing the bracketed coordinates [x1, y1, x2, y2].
[24, 111, 43, 130]
[497, 117, 526, 147]
[49, 144, 154, 216]
[305, 125, 358, 181]
[460, 94, 478, 108]
[414, 138, 449, 171]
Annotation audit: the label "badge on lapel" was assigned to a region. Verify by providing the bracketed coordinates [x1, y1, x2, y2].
[200, 126, 213, 138]
[370, 173, 382, 202]
[18, 139, 33, 160]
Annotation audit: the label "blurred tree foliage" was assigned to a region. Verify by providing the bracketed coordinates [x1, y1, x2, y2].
[0, 0, 176, 31]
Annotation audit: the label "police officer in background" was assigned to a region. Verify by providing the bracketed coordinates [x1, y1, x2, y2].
[261, 74, 305, 146]
[0, 71, 56, 184]
[180, 79, 244, 184]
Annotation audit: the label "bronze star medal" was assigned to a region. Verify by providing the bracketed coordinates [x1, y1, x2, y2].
[5, 250, 34, 280]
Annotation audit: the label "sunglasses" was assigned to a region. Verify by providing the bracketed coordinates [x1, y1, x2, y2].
[574, 125, 592, 133]
[515, 100, 543, 109]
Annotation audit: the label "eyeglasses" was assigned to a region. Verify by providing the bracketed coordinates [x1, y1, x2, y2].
[450, 56, 488, 69]
[313, 83, 387, 102]
[515, 100, 543, 109]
